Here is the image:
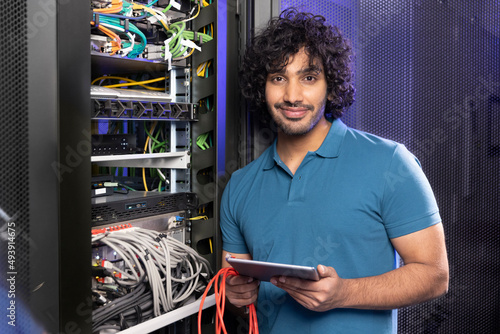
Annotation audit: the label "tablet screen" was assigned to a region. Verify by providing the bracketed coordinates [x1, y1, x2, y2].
[226, 257, 319, 282]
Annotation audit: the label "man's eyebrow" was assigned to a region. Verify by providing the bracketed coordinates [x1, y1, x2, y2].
[271, 64, 323, 75]
[297, 65, 323, 75]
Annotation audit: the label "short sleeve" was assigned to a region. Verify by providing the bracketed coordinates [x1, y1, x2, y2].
[382, 145, 441, 238]
[220, 177, 250, 254]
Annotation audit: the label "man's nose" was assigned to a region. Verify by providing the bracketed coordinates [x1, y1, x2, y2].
[283, 80, 303, 104]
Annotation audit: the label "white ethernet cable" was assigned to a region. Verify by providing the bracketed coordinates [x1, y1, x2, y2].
[92, 227, 212, 319]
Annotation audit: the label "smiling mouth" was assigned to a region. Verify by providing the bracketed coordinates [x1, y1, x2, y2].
[281, 107, 308, 119]
[275, 103, 313, 119]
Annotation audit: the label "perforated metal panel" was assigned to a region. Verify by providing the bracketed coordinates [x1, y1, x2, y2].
[0, 1, 31, 333]
[281, 1, 500, 333]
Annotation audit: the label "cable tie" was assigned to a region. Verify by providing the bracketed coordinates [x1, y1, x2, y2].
[163, 39, 172, 70]
[121, 18, 130, 33]
[169, 0, 181, 10]
[181, 39, 201, 52]
[95, 13, 100, 27]
[147, 15, 159, 25]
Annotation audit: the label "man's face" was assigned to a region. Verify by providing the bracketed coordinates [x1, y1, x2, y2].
[265, 48, 329, 136]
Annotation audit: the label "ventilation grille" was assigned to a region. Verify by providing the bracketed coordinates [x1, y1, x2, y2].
[282, 1, 500, 333]
[0, 1, 30, 334]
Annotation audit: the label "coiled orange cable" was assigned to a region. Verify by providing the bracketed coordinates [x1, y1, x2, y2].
[198, 267, 259, 334]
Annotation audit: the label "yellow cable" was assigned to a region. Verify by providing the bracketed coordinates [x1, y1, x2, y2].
[91, 76, 166, 91]
[142, 135, 151, 192]
[188, 215, 208, 220]
[191, 3, 201, 20]
[109, 85, 164, 91]
[196, 62, 206, 76]
[173, 48, 195, 60]
[180, 4, 201, 22]
[142, 165, 148, 192]
[142, 121, 158, 192]
[103, 76, 167, 88]
[188, 214, 212, 253]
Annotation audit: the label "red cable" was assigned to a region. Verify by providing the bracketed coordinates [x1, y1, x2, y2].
[198, 267, 259, 334]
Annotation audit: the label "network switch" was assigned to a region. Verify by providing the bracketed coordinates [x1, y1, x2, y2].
[91, 191, 198, 226]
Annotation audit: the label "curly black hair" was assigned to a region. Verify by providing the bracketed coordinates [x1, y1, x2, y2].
[240, 8, 355, 120]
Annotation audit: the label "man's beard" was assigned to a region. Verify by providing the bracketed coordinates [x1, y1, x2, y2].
[269, 100, 326, 136]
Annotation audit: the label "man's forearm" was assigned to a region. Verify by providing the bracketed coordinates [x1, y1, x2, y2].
[338, 262, 449, 310]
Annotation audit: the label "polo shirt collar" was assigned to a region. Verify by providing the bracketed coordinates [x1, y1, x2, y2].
[263, 119, 347, 170]
[316, 118, 347, 158]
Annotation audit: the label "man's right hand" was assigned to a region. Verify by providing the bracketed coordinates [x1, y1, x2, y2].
[225, 274, 260, 308]
[222, 251, 259, 308]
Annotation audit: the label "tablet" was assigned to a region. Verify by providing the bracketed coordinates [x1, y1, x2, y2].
[226, 257, 319, 282]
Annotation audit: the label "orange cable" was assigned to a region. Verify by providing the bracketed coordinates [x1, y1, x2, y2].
[198, 267, 259, 334]
[90, 21, 122, 55]
[93, 5, 123, 14]
[93, 0, 123, 14]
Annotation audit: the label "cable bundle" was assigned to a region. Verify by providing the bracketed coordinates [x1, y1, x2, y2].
[198, 267, 259, 334]
[92, 227, 212, 332]
[142, 121, 169, 192]
[92, 15, 148, 58]
[91, 0, 213, 60]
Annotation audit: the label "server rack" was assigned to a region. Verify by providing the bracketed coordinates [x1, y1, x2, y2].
[1, 0, 236, 333]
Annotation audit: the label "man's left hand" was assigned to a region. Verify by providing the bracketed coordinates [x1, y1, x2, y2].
[270, 264, 344, 312]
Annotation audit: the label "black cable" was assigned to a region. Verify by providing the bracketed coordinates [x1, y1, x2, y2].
[134, 305, 143, 324]
[93, 284, 149, 328]
[119, 313, 129, 330]
[94, 296, 154, 331]
[93, 285, 149, 323]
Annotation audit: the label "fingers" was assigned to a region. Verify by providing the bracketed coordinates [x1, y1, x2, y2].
[225, 275, 260, 308]
[318, 264, 337, 279]
[270, 264, 336, 287]
[270, 274, 316, 290]
[226, 274, 256, 286]
[269, 265, 337, 296]
[269, 265, 341, 312]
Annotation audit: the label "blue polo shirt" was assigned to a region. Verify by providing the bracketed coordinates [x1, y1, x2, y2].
[220, 119, 441, 334]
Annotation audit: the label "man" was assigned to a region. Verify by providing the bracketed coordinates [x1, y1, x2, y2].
[220, 8, 448, 333]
